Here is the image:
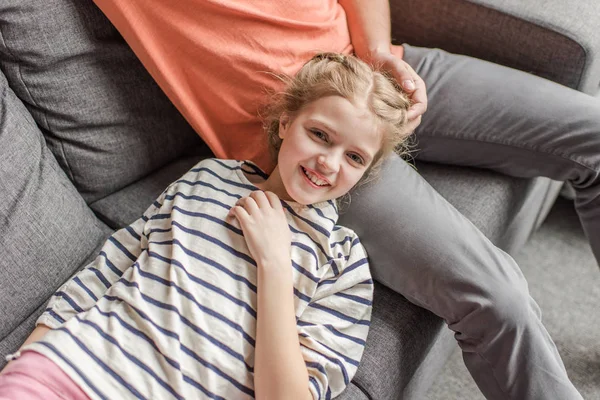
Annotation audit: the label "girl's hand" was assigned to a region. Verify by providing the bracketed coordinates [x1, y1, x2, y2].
[228, 191, 292, 269]
[367, 45, 428, 133]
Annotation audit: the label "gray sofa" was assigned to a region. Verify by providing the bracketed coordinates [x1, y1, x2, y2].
[1, 0, 598, 398]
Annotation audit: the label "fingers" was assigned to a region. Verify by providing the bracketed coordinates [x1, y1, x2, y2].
[228, 204, 249, 223]
[403, 115, 422, 135]
[231, 191, 282, 217]
[396, 61, 428, 121]
[263, 191, 282, 210]
[382, 54, 428, 122]
[248, 191, 270, 209]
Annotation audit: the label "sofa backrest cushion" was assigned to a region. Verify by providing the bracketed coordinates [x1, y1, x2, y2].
[0, 69, 111, 344]
[0, 0, 204, 203]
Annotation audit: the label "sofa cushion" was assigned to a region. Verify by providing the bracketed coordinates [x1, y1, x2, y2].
[0, 0, 204, 203]
[90, 154, 211, 228]
[390, 0, 600, 95]
[0, 70, 112, 347]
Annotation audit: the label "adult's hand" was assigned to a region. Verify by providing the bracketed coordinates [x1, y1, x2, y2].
[367, 45, 427, 133]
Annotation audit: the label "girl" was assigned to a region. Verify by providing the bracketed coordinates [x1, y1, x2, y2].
[0, 53, 412, 399]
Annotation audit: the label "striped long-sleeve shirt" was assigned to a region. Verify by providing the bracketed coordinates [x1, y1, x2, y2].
[28, 158, 374, 400]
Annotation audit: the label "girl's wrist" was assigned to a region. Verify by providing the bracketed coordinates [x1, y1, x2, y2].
[257, 258, 293, 278]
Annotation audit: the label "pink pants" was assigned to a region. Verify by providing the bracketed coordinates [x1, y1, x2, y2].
[0, 350, 90, 400]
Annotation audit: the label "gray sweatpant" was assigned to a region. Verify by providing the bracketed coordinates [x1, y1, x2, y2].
[340, 45, 598, 399]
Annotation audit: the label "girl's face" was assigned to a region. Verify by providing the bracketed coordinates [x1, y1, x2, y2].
[270, 95, 382, 205]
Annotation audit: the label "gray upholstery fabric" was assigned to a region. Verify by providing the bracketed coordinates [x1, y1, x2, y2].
[390, 0, 600, 95]
[0, 0, 205, 203]
[336, 382, 370, 400]
[0, 71, 112, 344]
[0, 236, 112, 370]
[91, 154, 212, 229]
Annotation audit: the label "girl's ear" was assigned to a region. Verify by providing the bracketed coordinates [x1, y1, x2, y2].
[278, 113, 290, 140]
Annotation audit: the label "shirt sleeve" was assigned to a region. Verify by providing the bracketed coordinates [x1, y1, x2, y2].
[36, 191, 167, 329]
[297, 236, 374, 399]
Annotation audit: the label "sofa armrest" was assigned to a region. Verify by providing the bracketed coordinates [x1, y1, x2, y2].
[389, 0, 600, 95]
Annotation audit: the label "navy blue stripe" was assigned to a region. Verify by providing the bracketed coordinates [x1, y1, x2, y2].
[76, 318, 184, 399]
[108, 236, 136, 262]
[93, 306, 254, 397]
[308, 303, 371, 326]
[292, 241, 319, 268]
[125, 225, 142, 242]
[300, 338, 350, 384]
[166, 192, 231, 212]
[88, 267, 111, 289]
[323, 259, 340, 277]
[326, 385, 332, 400]
[318, 278, 337, 287]
[334, 291, 372, 306]
[330, 236, 352, 248]
[297, 321, 366, 347]
[241, 160, 270, 180]
[99, 251, 124, 277]
[308, 204, 336, 225]
[37, 341, 108, 400]
[359, 278, 374, 285]
[118, 278, 256, 347]
[149, 242, 257, 292]
[54, 325, 148, 399]
[293, 287, 312, 303]
[288, 225, 331, 261]
[56, 291, 84, 313]
[171, 221, 256, 266]
[282, 202, 330, 238]
[292, 260, 320, 283]
[147, 227, 172, 235]
[302, 331, 361, 367]
[171, 205, 242, 235]
[190, 166, 256, 191]
[102, 294, 254, 373]
[308, 376, 321, 399]
[306, 361, 328, 381]
[176, 179, 242, 201]
[74, 276, 98, 302]
[133, 259, 257, 319]
[341, 258, 368, 276]
[45, 308, 65, 324]
[328, 199, 338, 214]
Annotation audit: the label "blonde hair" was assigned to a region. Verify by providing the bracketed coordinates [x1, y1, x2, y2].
[263, 52, 415, 188]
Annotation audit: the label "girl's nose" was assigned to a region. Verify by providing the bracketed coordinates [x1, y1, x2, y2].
[317, 154, 339, 173]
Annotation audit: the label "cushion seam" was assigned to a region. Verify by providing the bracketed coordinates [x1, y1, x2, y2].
[464, 0, 588, 89]
[0, 23, 75, 181]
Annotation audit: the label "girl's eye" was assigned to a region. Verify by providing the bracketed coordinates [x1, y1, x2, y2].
[310, 129, 328, 142]
[347, 153, 365, 165]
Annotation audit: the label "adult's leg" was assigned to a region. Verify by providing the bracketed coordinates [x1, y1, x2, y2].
[340, 156, 581, 400]
[403, 44, 600, 267]
[339, 45, 595, 399]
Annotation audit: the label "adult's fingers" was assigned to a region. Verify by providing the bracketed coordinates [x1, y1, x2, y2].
[398, 60, 428, 121]
[404, 115, 422, 135]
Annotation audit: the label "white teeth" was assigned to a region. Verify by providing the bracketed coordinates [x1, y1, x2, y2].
[303, 167, 328, 186]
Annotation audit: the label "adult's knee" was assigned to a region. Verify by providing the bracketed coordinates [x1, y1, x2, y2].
[453, 280, 541, 348]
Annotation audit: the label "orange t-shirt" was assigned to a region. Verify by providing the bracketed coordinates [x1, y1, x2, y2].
[93, 0, 354, 172]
